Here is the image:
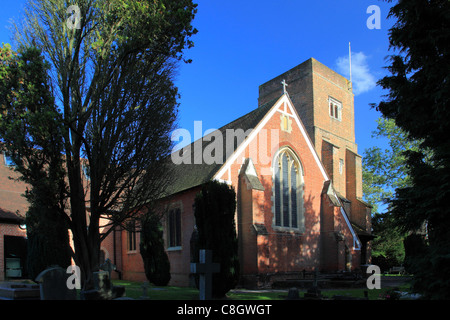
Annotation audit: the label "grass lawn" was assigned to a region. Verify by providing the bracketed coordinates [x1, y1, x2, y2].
[112, 279, 413, 300]
[112, 280, 284, 300]
[112, 280, 199, 300]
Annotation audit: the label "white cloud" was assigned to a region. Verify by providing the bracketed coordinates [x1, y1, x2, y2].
[336, 52, 377, 95]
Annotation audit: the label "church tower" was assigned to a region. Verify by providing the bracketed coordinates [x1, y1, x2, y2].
[258, 58, 371, 247]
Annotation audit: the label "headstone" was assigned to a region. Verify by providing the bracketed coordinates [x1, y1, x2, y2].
[81, 271, 125, 300]
[190, 250, 220, 300]
[304, 286, 322, 299]
[35, 266, 77, 300]
[287, 287, 300, 300]
[93, 271, 112, 294]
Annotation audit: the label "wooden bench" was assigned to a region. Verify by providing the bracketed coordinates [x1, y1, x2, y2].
[389, 266, 405, 275]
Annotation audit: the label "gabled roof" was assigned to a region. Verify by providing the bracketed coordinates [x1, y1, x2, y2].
[240, 158, 265, 191]
[164, 93, 331, 197]
[322, 180, 342, 207]
[164, 97, 280, 196]
[0, 207, 24, 224]
[0, 161, 29, 223]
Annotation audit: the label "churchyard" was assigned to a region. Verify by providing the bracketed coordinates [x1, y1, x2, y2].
[0, 250, 415, 300]
[0, 251, 415, 300]
[108, 277, 414, 300]
[0, 273, 414, 300]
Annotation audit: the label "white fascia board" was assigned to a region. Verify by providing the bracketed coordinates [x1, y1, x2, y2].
[340, 207, 361, 250]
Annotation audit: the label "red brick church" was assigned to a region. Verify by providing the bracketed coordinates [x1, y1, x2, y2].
[118, 57, 373, 286]
[0, 58, 372, 287]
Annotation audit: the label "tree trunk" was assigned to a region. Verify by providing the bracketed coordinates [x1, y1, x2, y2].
[65, 136, 93, 289]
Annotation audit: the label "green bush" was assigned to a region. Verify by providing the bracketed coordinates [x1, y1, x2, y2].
[140, 214, 171, 286]
[26, 201, 71, 281]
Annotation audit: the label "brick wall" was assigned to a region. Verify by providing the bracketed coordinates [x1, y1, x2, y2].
[237, 175, 258, 275]
[98, 219, 123, 280]
[120, 187, 199, 286]
[311, 58, 355, 148]
[345, 149, 367, 228]
[321, 140, 335, 182]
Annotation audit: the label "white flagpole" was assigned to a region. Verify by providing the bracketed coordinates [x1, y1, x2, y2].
[349, 42, 352, 84]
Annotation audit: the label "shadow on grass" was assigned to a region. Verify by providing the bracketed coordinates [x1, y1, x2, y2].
[112, 280, 282, 300]
[112, 280, 199, 300]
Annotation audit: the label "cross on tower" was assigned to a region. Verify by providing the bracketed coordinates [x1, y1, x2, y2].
[281, 79, 289, 94]
[190, 250, 220, 300]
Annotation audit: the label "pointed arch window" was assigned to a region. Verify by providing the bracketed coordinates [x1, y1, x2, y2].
[273, 148, 304, 231]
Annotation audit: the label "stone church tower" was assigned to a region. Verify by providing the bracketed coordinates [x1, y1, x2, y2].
[258, 58, 372, 265]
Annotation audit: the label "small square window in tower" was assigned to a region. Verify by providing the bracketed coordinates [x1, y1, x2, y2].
[329, 97, 342, 121]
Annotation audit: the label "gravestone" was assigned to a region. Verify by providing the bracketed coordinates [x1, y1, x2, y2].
[81, 270, 125, 300]
[94, 271, 112, 297]
[287, 287, 300, 300]
[35, 266, 77, 300]
[190, 250, 220, 300]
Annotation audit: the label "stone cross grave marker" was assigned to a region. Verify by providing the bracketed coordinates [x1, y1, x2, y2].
[99, 258, 116, 280]
[190, 250, 220, 300]
[140, 282, 150, 300]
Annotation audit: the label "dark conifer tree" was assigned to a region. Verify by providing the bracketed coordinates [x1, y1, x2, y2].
[193, 180, 239, 298]
[139, 213, 171, 286]
[0, 45, 71, 280]
[376, 0, 450, 299]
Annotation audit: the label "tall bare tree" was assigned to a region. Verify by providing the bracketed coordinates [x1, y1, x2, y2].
[9, 0, 197, 288]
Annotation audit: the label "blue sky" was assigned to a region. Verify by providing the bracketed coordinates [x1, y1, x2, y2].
[0, 0, 395, 155]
